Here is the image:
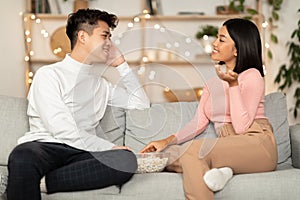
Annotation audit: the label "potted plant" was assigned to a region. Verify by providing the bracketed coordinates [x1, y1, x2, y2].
[274, 9, 300, 118]
[216, 0, 258, 16]
[195, 25, 218, 54]
[196, 25, 218, 39]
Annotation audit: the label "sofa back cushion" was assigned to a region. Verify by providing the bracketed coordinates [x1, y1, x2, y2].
[125, 92, 291, 164]
[0, 96, 125, 166]
[125, 102, 217, 152]
[97, 106, 125, 146]
[264, 92, 290, 163]
[0, 95, 29, 165]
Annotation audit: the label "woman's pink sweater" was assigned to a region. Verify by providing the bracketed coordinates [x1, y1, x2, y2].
[174, 68, 267, 144]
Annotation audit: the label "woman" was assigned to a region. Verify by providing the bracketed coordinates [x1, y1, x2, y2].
[141, 18, 278, 200]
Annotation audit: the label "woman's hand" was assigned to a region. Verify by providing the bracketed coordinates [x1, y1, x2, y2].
[140, 135, 177, 153]
[215, 65, 238, 87]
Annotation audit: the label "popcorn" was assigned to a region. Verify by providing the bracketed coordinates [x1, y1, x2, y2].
[135, 153, 169, 173]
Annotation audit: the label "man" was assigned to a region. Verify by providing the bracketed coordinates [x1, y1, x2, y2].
[7, 9, 150, 200]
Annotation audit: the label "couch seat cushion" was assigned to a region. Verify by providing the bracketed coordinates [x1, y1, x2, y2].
[0, 96, 29, 165]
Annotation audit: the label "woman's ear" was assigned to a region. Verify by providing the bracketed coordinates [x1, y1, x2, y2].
[233, 47, 237, 57]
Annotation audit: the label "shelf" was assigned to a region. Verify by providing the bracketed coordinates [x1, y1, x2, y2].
[24, 13, 134, 21]
[24, 13, 261, 21]
[142, 14, 260, 21]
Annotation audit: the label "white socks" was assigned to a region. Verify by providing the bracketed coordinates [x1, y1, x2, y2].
[40, 176, 47, 193]
[203, 167, 233, 192]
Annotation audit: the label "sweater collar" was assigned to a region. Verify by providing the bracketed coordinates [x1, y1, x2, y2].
[62, 54, 93, 73]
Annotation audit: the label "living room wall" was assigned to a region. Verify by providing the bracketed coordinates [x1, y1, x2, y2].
[0, 0, 299, 124]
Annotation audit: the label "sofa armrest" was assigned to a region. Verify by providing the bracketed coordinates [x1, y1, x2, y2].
[290, 124, 300, 168]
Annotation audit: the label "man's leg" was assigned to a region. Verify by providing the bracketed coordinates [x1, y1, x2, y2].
[7, 142, 68, 200]
[45, 149, 137, 193]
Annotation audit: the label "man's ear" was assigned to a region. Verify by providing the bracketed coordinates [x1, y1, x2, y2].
[77, 30, 87, 44]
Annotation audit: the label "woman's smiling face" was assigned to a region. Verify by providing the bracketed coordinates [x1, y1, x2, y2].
[211, 25, 237, 70]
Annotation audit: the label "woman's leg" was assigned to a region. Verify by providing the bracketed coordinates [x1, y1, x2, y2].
[45, 149, 137, 193]
[164, 142, 214, 200]
[165, 119, 277, 200]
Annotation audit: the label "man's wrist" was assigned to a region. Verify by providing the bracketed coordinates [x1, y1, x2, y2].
[116, 62, 131, 76]
[111, 56, 125, 67]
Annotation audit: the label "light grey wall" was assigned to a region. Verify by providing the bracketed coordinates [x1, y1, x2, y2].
[0, 0, 27, 97]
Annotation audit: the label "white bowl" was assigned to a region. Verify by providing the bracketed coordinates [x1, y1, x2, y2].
[135, 152, 170, 173]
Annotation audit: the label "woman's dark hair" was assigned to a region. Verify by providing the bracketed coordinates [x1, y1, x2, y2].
[223, 18, 264, 77]
[66, 9, 119, 49]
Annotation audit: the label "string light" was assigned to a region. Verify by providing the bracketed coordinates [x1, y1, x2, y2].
[127, 22, 134, 28]
[145, 14, 151, 19]
[35, 18, 41, 24]
[23, 12, 51, 88]
[26, 37, 32, 43]
[262, 21, 268, 28]
[25, 30, 30, 36]
[148, 71, 156, 80]
[197, 89, 203, 97]
[142, 56, 149, 63]
[24, 56, 30, 62]
[154, 24, 160, 29]
[138, 66, 145, 75]
[133, 16, 140, 23]
[164, 87, 170, 92]
[185, 37, 192, 44]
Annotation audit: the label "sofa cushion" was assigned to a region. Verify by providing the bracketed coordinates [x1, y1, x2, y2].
[264, 92, 291, 163]
[121, 172, 184, 200]
[290, 124, 300, 168]
[0, 95, 29, 166]
[125, 92, 291, 164]
[125, 102, 217, 152]
[97, 105, 126, 146]
[41, 186, 120, 200]
[120, 168, 300, 200]
[0, 166, 8, 197]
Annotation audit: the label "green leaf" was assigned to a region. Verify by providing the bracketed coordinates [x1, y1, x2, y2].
[236, 5, 244, 12]
[271, 33, 278, 43]
[246, 8, 258, 15]
[268, 50, 273, 59]
[268, 17, 273, 23]
[272, 11, 279, 20]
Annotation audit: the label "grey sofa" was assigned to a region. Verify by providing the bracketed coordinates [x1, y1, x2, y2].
[0, 92, 300, 200]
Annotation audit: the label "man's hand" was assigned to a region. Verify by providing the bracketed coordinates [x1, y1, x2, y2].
[106, 43, 125, 67]
[112, 146, 132, 151]
[215, 65, 239, 87]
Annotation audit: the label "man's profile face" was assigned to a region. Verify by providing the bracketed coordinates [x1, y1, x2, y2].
[85, 20, 112, 63]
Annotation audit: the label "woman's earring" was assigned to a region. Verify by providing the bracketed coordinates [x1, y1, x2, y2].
[234, 53, 237, 57]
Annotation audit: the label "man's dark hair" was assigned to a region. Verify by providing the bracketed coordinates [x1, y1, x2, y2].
[223, 18, 264, 77]
[66, 9, 119, 49]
